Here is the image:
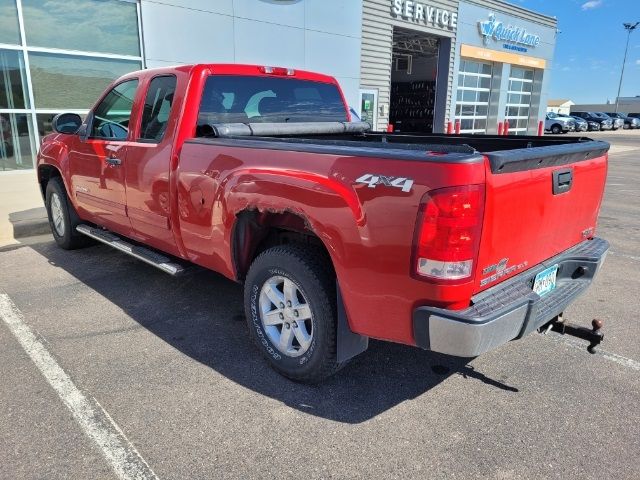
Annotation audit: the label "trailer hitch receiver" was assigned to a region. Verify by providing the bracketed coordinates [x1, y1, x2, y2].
[540, 315, 604, 354]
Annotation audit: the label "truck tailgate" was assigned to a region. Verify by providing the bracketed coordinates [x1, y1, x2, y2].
[474, 141, 609, 294]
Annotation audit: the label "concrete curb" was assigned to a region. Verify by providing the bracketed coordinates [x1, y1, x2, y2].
[5, 207, 50, 240]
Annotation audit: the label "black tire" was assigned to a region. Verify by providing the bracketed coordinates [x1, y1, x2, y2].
[244, 244, 342, 383]
[45, 177, 90, 249]
[551, 124, 562, 134]
[623, 123, 629, 130]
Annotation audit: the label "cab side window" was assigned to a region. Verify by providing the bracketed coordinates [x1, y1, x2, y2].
[92, 80, 138, 140]
[139, 75, 177, 142]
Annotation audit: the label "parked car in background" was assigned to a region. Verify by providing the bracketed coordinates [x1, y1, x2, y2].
[555, 113, 588, 132]
[595, 113, 623, 130]
[629, 113, 640, 119]
[545, 112, 575, 134]
[572, 112, 613, 131]
[569, 115, 589, 132]
[605, 112, 640, 129]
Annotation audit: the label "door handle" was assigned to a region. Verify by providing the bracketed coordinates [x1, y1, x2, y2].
[106, 157, 122, 166]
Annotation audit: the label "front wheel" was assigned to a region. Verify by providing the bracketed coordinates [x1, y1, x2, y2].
[551, 124, 562, 134]
[244, 244, 343, 383]
[45, 177, 90, 249]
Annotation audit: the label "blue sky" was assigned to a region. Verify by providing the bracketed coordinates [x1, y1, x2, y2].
[515, 0, 640, 103]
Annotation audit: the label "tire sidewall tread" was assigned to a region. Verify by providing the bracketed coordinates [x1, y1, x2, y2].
[244, 244, 340, 383]
[45, 177, 88, 250]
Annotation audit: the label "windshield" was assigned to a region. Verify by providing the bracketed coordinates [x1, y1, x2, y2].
[594, 113, 610, 118]
[197, 75, 347, 133]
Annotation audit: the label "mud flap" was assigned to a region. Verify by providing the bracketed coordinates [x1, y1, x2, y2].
[337, 282, 369, 363]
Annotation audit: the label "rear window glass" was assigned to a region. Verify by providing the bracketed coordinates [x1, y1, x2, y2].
[197, 75, 347, 135]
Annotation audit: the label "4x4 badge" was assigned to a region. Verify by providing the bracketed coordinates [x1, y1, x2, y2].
[355, 174, 414, 193]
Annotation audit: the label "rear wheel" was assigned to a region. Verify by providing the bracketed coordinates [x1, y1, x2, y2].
[244, 244, 342, 383]
[45, 177, 90, 249]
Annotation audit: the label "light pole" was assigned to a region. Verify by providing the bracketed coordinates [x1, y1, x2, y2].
[615, 22, 639, 113]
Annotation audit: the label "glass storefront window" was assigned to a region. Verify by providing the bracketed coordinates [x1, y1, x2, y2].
[29, 52, 141, 110]
[0, 0, 20, 45]
[36, 112, 56, 137]
[1, 0, 143, 173]
[22, 0, 140, 56]
[0, 49, 30, 109]
[455, 59, 493, 134]
[0, 113, 35, 171]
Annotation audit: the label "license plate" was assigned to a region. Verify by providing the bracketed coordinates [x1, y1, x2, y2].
[533, 265, 558, 296]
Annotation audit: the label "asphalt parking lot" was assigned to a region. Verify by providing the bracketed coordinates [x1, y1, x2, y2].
[1, 131, 639, 480]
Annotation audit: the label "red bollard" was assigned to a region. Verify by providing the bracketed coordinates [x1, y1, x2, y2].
[455, 120, 461, 134]
[537, 120, 544, 136]
[386, 124, 394, 133]
[497, 122, 503, 136]
[504, 120, 510, 136]
[446, 121, 453, 135]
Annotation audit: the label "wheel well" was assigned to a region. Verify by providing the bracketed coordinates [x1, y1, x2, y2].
[38, 165, 62, 198]
[232, 209, 331, 281]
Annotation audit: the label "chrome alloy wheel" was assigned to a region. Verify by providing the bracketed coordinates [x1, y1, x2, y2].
[50, 192, 66, 237]
[259, 275, 313, 357]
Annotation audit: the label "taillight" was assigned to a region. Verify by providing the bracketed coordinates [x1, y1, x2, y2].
[413, 185, 485, 281]
[259, 66, 295, 76]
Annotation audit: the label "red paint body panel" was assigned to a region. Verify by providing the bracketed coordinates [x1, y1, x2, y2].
[176, 143, 485, 343]
[36, 63, 609, 348]
[474, 155, 608, 293]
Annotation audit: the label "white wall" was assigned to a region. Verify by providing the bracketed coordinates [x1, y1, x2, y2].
[140, 0, 363, 108]
[547, 106, 571, 115]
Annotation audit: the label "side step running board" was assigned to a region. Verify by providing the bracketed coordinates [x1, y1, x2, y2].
[76, 224, 185, 276]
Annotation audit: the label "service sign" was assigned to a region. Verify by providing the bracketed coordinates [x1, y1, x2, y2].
[478, 12, 541, 52]
[391, 0, 458, 30]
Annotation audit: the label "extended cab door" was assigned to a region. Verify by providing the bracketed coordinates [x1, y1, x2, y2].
[70, 79, 139, 235]
[123, 75, 180, 255]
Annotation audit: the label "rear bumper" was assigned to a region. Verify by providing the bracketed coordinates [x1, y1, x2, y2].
[413, 238, 609, 357]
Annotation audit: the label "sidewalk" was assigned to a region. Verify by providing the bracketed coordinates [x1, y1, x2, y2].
[0, 171, 49, 247]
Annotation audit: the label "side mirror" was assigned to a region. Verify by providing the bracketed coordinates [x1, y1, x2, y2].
[51, 113, 83, 134]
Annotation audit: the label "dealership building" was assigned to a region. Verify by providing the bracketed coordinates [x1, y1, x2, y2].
[0, 0, 557, 172]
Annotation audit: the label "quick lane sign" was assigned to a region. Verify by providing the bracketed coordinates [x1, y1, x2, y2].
[478, 12, 541, 51]
[391, 0, 458, 30]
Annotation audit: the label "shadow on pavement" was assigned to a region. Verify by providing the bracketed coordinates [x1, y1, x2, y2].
[26, 239, 519, 423]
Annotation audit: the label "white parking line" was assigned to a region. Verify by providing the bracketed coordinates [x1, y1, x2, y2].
[546, 332, 640, 371]
[0, 293, 158, 480]
[609, 145, 640, 154]
[610, 251, 640, 262]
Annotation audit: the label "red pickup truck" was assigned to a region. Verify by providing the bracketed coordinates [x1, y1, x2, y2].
[37, 64, 609, 382]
